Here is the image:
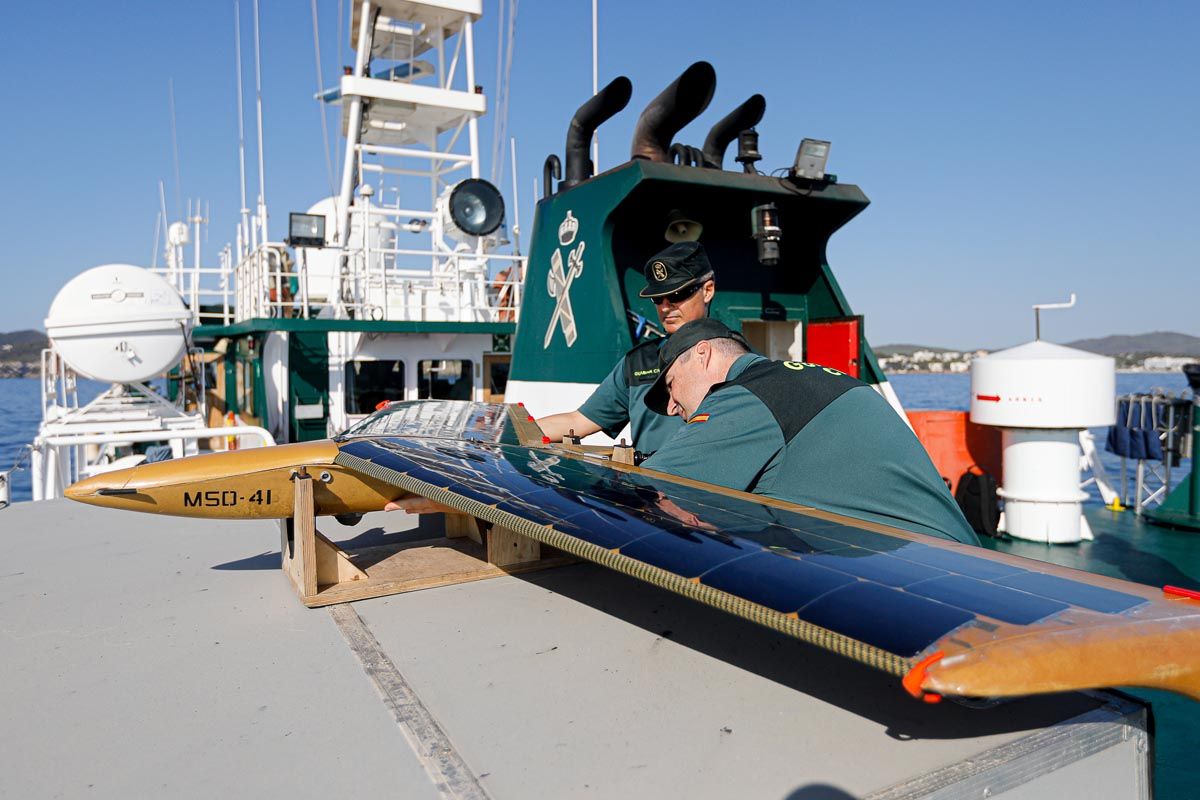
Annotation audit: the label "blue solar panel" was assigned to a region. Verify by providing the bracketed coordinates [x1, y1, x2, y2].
[996, 572, 1147, 614]
[907, 575, 1069, 625]
[804, 550, 948, 588]
[619, 531, 760, 578]
[891, 543, 1028, 581]
[701, 551, 858, 613]
[797, 582, 976, 657]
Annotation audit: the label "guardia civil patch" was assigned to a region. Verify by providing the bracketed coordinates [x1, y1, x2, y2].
[687, 413, 710, 424]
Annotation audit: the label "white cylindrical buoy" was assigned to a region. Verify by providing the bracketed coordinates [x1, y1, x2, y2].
[970, 340, 1115, 543]
[45, 264, 192, 384]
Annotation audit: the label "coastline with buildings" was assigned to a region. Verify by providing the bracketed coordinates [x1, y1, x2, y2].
[878, 332, 1200, 375]
[879, 348, 1197, 375]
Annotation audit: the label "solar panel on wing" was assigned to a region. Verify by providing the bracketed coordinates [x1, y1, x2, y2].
[803, 550, 949, 588]
[907, 575, 1069, 625]
[798, 582, 977, 657]
[700, 551, 858, 613]
[996, 572, 1147, 614]
[618, 530, 761, 578]
[339, 432, 1152, 672]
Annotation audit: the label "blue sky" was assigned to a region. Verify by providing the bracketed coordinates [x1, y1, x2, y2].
[0, 1, 1195, 348]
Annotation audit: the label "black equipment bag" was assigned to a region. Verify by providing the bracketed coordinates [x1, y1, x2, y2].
[955, 468, 1001, 538]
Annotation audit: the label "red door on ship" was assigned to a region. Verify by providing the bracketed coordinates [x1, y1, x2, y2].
[806, 317, 862, 378]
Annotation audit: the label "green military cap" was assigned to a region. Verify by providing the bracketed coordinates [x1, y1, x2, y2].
[644, 319, 750, 414]
[638, 241, 715, 298]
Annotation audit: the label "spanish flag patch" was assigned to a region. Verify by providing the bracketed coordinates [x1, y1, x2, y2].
[687, 413, 710, 424]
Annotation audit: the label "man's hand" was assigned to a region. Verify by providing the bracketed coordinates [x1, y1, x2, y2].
[537, 410, 602, 442]
[384, 496, 458, 515]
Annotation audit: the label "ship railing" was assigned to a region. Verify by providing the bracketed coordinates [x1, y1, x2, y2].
[30, 425, 274, 503]
[230, 240, 524, 324]
[148, 245, 236, 327]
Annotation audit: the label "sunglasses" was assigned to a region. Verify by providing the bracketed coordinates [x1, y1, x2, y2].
[651, 283, 703, 306]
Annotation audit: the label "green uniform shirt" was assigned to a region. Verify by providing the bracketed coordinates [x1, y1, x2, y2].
[578, 338, 682, 454]
[642, 354, 980, 546]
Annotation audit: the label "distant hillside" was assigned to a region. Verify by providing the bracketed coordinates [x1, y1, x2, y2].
[0, 329, 48, 362]
[1065, 331, 1200, 357]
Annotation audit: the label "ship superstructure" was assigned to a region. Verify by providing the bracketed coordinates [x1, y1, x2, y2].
[189, 0, 523, 446]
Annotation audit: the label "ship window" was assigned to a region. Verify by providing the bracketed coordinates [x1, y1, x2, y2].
[344, 359, 405, 414]
[418, 359, 474, 401]
[236, 357, 255, 416]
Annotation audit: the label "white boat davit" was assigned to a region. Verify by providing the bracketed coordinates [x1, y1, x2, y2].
[29, 264, 272, 502]
[970, 295, 1116, 543]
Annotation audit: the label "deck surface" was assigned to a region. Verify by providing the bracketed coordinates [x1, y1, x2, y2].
[0, 500, 1144, 798]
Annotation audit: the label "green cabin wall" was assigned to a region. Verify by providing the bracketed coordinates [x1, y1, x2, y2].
[510, 160, 886, 386]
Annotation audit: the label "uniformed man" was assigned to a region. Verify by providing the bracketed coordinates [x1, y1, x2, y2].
[537, 240, 717, 453]
[640, 319, 980, 545]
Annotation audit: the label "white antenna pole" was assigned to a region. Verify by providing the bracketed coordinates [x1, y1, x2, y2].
[158, 180, 169, 258]
[252, 0, 269, 242]
[234, 0, 251, 256]
[465, 19, 481, 180]
[509, 137, 521, 257]
[151, 213, 162, 269]
[337, 0, 374, 247]
[591, 0, 599, 172]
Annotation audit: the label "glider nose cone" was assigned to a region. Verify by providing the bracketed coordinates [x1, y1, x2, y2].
[65, 467, 140, 505]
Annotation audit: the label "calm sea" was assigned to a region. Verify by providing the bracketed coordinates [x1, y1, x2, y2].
[0, 372, 1192, 504]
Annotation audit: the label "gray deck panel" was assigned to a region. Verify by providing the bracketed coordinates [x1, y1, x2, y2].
[0, 500, 440, 800]
[345, 515, 1106, 799]
[0, 502, 1133, 799]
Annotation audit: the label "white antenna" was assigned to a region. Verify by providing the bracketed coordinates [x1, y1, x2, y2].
[252, 0, 269, 242]
[310, 0, 338, 200]
[151, 212, 162, 269]
[509, 137, 521, 257]
[234, 0, 252, 254]
[1033, 293, 1077, 341]
[490, 0, 507, 186]
[158, 180, 169, 248]
[168, 79, 183, 218]
[591, 0, 599, 172]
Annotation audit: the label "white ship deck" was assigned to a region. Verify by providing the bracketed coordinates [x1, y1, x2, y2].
[1, 500, 1148, 798]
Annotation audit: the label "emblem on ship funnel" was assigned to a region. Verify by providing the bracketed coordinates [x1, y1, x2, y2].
[545, 211, 585, 348]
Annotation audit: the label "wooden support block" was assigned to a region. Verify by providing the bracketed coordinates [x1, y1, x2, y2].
[611, 444, 636, 465]
[281, 468, 572, 608]
[314, 531, 367, 586]
[487, 524, 541, 567]
[444, 513, 483, 544]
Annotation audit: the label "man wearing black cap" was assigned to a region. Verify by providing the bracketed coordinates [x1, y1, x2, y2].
[537, 240, 717, 453]
[640, 319, 980, 545]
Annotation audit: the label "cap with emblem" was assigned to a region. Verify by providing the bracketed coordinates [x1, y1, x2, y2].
[638, 241, 715, 298]
[644, 319, 751, 414]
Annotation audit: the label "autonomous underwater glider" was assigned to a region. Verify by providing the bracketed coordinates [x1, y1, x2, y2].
[67, 400, 1200, 705]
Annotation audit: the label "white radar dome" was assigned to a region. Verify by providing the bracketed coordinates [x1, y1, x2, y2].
[970, 340, 1115, 429]
[44, 264, 192, 384]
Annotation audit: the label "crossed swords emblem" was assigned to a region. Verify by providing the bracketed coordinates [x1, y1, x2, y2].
[544, 240, 586, 348]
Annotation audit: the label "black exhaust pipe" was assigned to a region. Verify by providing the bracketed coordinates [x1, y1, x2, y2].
[701, 94, 766, 169]
[562, 76, 634, 190]
[630, 61, 717, 162]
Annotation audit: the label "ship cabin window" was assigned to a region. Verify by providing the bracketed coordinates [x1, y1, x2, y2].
[235, 339, 258, 419]
[345, 359, 405, 414]
[418, 359, 474, 401]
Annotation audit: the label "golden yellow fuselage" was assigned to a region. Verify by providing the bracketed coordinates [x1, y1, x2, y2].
[65, 440, 403, 519]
